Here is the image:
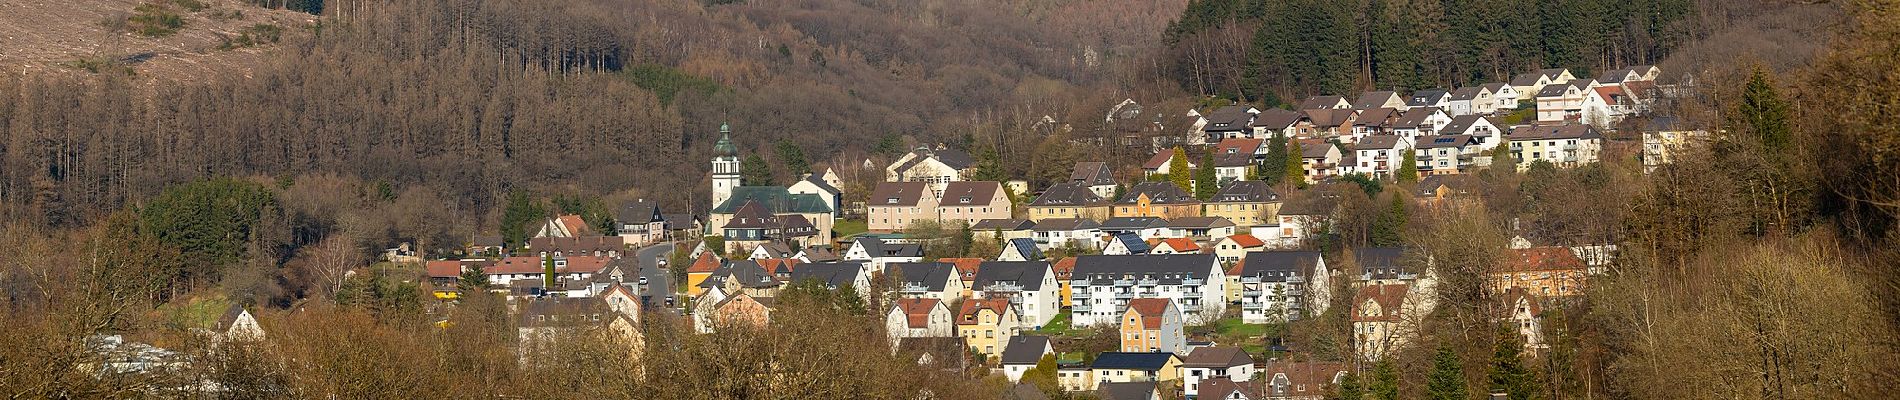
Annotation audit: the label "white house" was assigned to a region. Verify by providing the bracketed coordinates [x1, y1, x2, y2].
[215, 305, 265, 342]
[890, 261, 966, 304]
[1414, 134, 1481, 175]
[999, 237, 1047, 261]
[1437, 115, 1506, 151]
[1181, 347, 1257, 399]
[1230, 250, 1331, 323]
[1351, 136, 1409, 179]
[886, 298, 955, 347]
[1099, 217, 1171, 240]
[1389, 108, 1451, 144]
[1069, 254, 1228, 326]
[1482, 82, 1520, 110]
[886, 145, 977, 194]
[1000, 335, 1054, 383]
[1032, 218, 1102, 249]
[972, 261, 1062, 329]
[1102, 233, 1154, 255]
[844, 237, 923, 273]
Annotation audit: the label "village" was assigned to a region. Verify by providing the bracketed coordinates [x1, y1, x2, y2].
[270, 65, 1692, 400]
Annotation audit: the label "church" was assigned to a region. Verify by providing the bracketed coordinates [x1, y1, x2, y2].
[705, 123, 837, 253]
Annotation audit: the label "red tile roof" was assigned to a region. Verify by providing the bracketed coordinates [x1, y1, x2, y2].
[483, 255, 609, 275]
[1499, 247, 1586, 273]
[425, 260, 463, 279]
[1141, 148, 1197, 170]
[1225, 234, 1265, 248]
[758, 258, 800, 275]
[1149, 238, 1201, 253]
[958, 298, 1012, 325]
[894, 298, 942, 328]
[1124, 298, 1173, 330]
[686, 251, 722, 273]
[1261, 361, 1350, 396]
[557, 214, 593, 236]
[1215, 138, 1265, 155]
[1051, 257, 1077, 280]
[940, 258, 984, 282]
[1351, 284, 1409, 322]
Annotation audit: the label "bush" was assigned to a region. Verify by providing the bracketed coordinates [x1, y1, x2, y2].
[220, 24, 284, 49]
[171, 0, 209, 12]
[127, 4, 186, 37]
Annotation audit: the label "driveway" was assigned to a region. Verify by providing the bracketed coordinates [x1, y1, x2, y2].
[636, 242, 675, 306]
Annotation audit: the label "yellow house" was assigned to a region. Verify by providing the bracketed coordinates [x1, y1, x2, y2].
[1027, 182, 1110, 222]
[1119, 298, 1185, 354]
[1203, 181, 1281, 227]
[957, 298, 1022, 358]
[1052, 257, 1076, 307]
[1113, 182, 1202, 219]
[684, 252, 720, 296]
[1091, 352, 1184, 383]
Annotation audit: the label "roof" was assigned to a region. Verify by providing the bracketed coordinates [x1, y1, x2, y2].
[1032, 218, 1100, 232]
[1390, 107, 1442, 129]
[788, 261, 862, 289]
[425, 260, 464, 279]
[517, 297, 612, 328]
[1299, 139, 1336, 159]
[972, 218, 1036, 231]
[615, 199, 662, 224]
[939, 181, 1004, 207]
[1051, 257, 1077, 280]
[1007, 384, 1050, 400]
[1450, 87, 1482, 101]
[1251, 108, 1302, 130]
[1167, 216, 1234, 229]
[1117, 182, 1198, 205]
[1407, 89, 1448, 106]
[713, 123, 738, 156]
[1097, 382, 1159, 400]
[484, 255, 611, 275]
[1224, 234, 1266, 248]
[890, 262, 957, 291]
[1124, 298, 1174, 329]
[1593, 85, 1626, 103]
[1109, 233, 1152, 254]
[217, 304, 250, 331]
[1352, 284, 1411, 322]
[1353, 135, 1405, 151]
[1302, 108, 1357, 128]
[1141, 149, 1198, 170]
[892, 298, 943, 329]
[869, 182, 932, 207]
[1101, 217, 1169, 230]
[1353, 107, 1399, 127]
[1500, 247, 1587, 273]
[1508, 124, 1602, 141]
[1510, 72, 1544, 86]
[973, 261, 1051, 291]
[1181, 346, 1254, 368]
[757, 257, 801, 275]
[853, 237, 924, 258]
[686, 251, 721, 273]
[940, 257, 985, 281]
[896, 337, 967, 368]
[1215, 138, 1265, 155]
[1277, 195, 1337, 216]
[1416, 174, 1480, 197]
[1150, 238, 1201, 253]
[1262, 361, 1351, 396]
[1535, 83, 1573, 97]
[529, 236, 626, 256]
[1597, 68, 1632, 83]
[700, 260, 782, 289]
[555, 215, 594, 236]
[1029, 182, 1108, 207]
[1071, 162, 1117, 186]
[1482, 82, 1512, 93]
[711, 186, 833, 214]
[724, 201, 786, 229]
[1091, 352, 1178, 371]
[957, 298, 1014, 325]
[1439, 114, 1499, 135]
[1000, 335, 1052, 365]
[1072, 254, 1218, 284]
[1203, 105, 1257, 132]
[1210, 180, 1279, 203]
[795, 173, 841, 195]
[1354, 247, 1406, 272]
[1230, 250, 1322, 279]
[1416, 134, 1478, 149]
[1215, 152, 1254, 168]
[1504, 287, 1543, 315]
[1199, 378, 1262, 400]
[1299, 95, 1348, 109]
[894, 146, 977, 173]
[1352, 91, 1399, 109]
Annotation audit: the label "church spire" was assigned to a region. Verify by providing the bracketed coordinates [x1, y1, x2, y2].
[713, 122, 737, 157]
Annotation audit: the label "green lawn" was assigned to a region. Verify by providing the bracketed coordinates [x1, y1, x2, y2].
[1029, 310, 1080, 337]
[1199, 316, 1284, 358]
[833, 219, 868, 238]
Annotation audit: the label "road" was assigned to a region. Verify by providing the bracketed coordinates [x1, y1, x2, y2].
[636, 242, 675, 306]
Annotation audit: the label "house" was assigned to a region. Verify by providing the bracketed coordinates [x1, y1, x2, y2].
[1507, 124, 1604, 170]
[788, 262, 871, 299]
[1258, 361, 1351, 399]
[1510, 68, 1576, 100]
[896, 337, 970, 372]
[1059, 360, 1098, 391]
[1070, 254, 1228, 326]
[886, 144, 978, 194]
[1389, 107, 1451, 142]
[1415, 174, 1481, 206]
[748, 242, 798, 260]
[890, 261, 966, 304]
[708, 187, 835, 251]
[936, 181, 1012, 228]
[466, 235, 506, 258]
[1482, 82, 1521, 111]
[1210, 234, 1267, 266]
[1119, 298, 1186, 354]
[1008, 384, 1050, 400]
[1092, 352, 1184, 383]
[868, 181, 938, 232]
[1001, 335, 1055, 382]
[788, 170, 844, 214]
[844, 237, 923, 272]
[529, 236, 626, 259]
[1141, 148, 1199, 176]
[1230, 250, 1331, 323]
[1000, 238, 1047, 261]
[1296, 109, 1358, 139]
[1406, 89, 1450, 110]
[1251, 109, 1303, 139]
[707, 126, 835, 245]
[1349, 107, 1401, 141]
[1202, 105, 1261, 140]
[1205, 181, 1281, 228]
[886, 298, 955, 347]
[482, 255, 609, 288]
[614, 199, 666, 245]
[1115, 182, 1202, 219]
[1100, 217, 1172, 240]
[1099, 382, 1162, 400]
[1502, 287, 1547, 351]
[695, 292, 773, 333]
[941, 257, 985, 296]
[1640, 116, 1711, 173]
[1052, 257, 1078, 307]
[1353, 246, 1415, 284]
[1197, 377, 1265, 400]
[1414, 134, 1481, 175]
[1352, 91, 1407, 111]
[1350, 136, 1409, 179]
[1182, 347, 1256, 398]
[1028, 182, 1111, 222]
[972, 261, 1062, 328]
[1351, 283, 1436, 361]
[1213, 152, 1255, 184]
[1168, 217, 1237, 242]
[1437, 115, 1506, 151]
[1072, 162, 1121, 199]
[661, 214, 704, 239]
[973, 219, 1038, 241]
[684, 251, 722, 296]
[1269, 195, 1336, 247]
[695, 259, 783, 301]
[1296, 139, 1343, 182]
[216, 304, 264, 342]
[958, 298, 1023, 357]
[535, 214, 594, 238]
[1491, 246, 1589, 297]
[1149, 237, 1203, 255]
[719, 201, 820, 253]
[1535, 80, 1595, 123]
[1447, 87, 1488, 116]
[1299, 95, 1351, 110]
[1033, 218, 1102, 249]
[1103, 233, 1154, 255]
[517, 296, 642, 359]
[1215, 138, 1269, 161]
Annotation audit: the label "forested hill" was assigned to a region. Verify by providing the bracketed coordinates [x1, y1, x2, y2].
[0, 0, 1192, 227]
[1162, 0, 1696, 104]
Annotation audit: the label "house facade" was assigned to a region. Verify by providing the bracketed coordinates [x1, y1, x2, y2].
[1115, 182, 1203, 219]
[1070, 254, 1229, 326]
[1119, 298, 1186, 354]
[1205, 181, 1281, 228]
[957, 298, 1023, 357]
[1028, 182, 1111, 222]
[868, 182, 938, 232]
[1230, 251, 1331, 323]
[886, 145, 977, 194]
[886, 298, 955, 347]
[1507, 124, 1604, 170]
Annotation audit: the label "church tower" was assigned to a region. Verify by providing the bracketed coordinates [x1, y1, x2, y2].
[710, 122, 741, 210]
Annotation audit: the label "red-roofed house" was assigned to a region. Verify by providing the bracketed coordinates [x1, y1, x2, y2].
[1210, 234, 1267, 265]
[536, 214, 595, 238]
[940, 257, 984, 298]
[1502, 287, 1547, 351]
[1489, 246, 1588, 297]
[886, 298, 953, 347]
[1052, 257, 1077, 307]
[1141, 148, 1198, 176]
[685, 251, 722, 296]
[1351, 284, 1420, 361]
[958, 298, 1022, 356]
[1149, 238, 1202, 254]
[482, 255, 610, 287]
[1120, 298, 1185, 354]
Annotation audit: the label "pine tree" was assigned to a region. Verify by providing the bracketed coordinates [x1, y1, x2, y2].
[1490, 141, 1515, 173]
[542, 254, 557, 290]
[1489, 326, 1539, 400]
[1285, 139, 1307, 187]
[1196, 151, 1218, 199]
[972, 148, 1006, 181]
[775, 140, 810, 175]
[742, 154, 774, 185]
[1370, 360, 1400, 400]
[1427, 345, 1470, 400]
[1736, 68, 1793, 155]
[1397, 149, 1420, 184]
[1263, 133, 1289, 185]
[1336, 371, 1367, 400]
[459, 263, 489, 291]
[1169, 147, 1193, 192]
[1371, 192, 1407, 246]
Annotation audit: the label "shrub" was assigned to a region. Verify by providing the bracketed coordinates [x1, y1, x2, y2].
[127, 4, 186, 37]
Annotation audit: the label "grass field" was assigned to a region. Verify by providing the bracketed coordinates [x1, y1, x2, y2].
[833, 219, 868, 238]
[1030, 310, 1079, 337]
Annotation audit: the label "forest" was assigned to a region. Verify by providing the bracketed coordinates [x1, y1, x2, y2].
[5, 0, 1900, 398]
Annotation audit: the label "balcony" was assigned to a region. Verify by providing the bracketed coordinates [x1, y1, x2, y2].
[987, 282, 1025, 293]
[1112, 279, 1135, 287]
[1240, 277, 1262, 284]
[1136, 278, 1159, 287]
[1073, 304, 1091, 313]
[1114, 292, 1136, 299]
[899, 282, 930, 294]
[1286, 276, 1305, 283]
[1183, 278, 1205, 286]
[1182, 291, 1203, 299]
[1242, 289, 1263, 297]
[1242, 303, 1265, 310]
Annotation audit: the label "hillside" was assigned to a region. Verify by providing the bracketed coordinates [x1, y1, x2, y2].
[0, 0, 314, 80]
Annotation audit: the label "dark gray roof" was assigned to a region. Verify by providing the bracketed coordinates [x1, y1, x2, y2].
[1439, 115, 1498, 135]
[1071, 162, 1117, 186]
[1214, 152, 1253, 168]
[788, 262, 864, 289]
[712, 186, 833, 214]
[1203, 105, 1256, 132]
[972, 218, 1036, 231]
[1597, 68, 1632, 83]
[974, 261, 1051, 291]
[1180, 346, 1254, 368]
[1117, 182, 1198, 205]
[1536, 83, 1573, 97]
[1211, 181, 1279, 203]
[854, 237, 923, 258]
[700, 260, 781, 289]
[1353, 91, 1399, 109]
[1109, 233, 1151, 254]
[890, 262, 957, 291]
[1100, 217, 1169, 231]
[1091, 352, 1178, 370]
[1168, 216, 1235, 229]
[1000, 335, 1051, 365]
[1416, 134, 1477, 149]
[1250, 108, 1303, 130]
[1353, 135, 1405, 150]
[1354, 247, 1406, 276]
[895, 147, 976, 172]
[1299, 95, 1348, 110]
[798, 173, 841, 195]
[616, 199, 662, 224]
[1006, 238, 1046, 261]
[1508, 124, 1602, 141]
[1390, 108, 1442, 129]
[517, 297, 611, 328]
[870, 182, 932, 207]
[1449, 87, 1482, 101]
[1097, 382, 1159, 400]
[1276, 196, 1337, 216]
[1007, 383, 1050, 400]
[1030, 182, 1108, 207]
[1510, 72, 1544, 86]
[1031, 218, 1100, 232]
[1073, 254, 1216, 284]
[1407, 90, 1448, 107]
[1235, 250, 1322, 281]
